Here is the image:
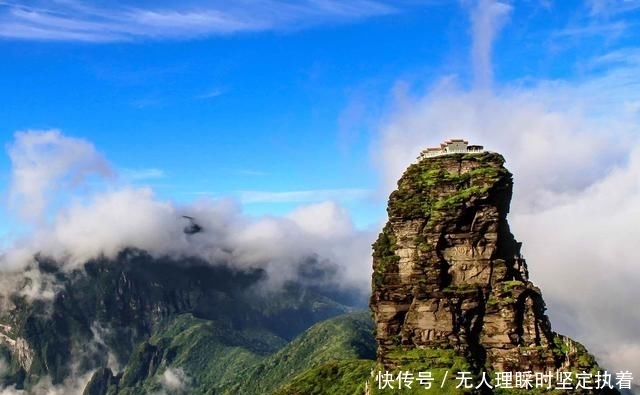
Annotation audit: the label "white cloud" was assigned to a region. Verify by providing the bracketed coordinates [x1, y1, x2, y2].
[153, 367, 191, 395]
[469, 0, 512, 90]
[196, 89, 224, 99]
[89, 324, 120, 373]
[46, 188, 182, 266]
[0, 371, 93, 395]
[0, 0, 400, 42]
[7, 130, 112, 222]
[509, 146, 640, 370]
[288, 201, 354, 238]
[0, 131, 374, 295]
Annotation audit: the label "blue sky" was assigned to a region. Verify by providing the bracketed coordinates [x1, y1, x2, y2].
[2, 0, 640, 374]
[0, 0, 639, 229]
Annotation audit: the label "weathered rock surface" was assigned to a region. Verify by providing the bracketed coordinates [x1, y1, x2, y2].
[370, 151, 618, 392]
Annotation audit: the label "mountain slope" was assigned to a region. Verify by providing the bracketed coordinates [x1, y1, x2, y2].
[271, 359, 375, 395]
[82, 312, 376, 395]
[0, 249, 363, 393]
[224, 311, 375, 395]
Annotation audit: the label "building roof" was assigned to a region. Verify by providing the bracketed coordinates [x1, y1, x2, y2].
[418, 139, 484, 158]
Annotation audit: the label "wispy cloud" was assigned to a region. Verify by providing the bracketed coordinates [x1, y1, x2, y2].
[469, 0, 512, 91]
[238, 188, 370, 204]
[555, 21, 628, 38]
[587, 0, 640, 17]
[196, 88, 224, 100]
[7, 130, 112, 222]
[553, 0, 637, 41]
[591, 47, 640, 66]
[0, 0, 403, 42]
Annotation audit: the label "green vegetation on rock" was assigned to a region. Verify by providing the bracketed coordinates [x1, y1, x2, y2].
[372, 223, 400, 288]
[387, 152, 509, 221]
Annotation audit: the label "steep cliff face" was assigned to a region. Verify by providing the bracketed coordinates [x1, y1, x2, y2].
[370, 152, 610, 381]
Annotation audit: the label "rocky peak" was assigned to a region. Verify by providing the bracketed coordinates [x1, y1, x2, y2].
[370, 151, 617, 391]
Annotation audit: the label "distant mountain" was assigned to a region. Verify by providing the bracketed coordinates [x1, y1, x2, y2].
[0, 248, 368, 394]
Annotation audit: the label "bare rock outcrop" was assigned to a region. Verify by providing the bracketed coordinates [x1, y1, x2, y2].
[0, 323, 34, 371]
[370, 151, 618, 393]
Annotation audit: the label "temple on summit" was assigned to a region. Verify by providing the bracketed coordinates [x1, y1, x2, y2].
[418, 139, 484, 159]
